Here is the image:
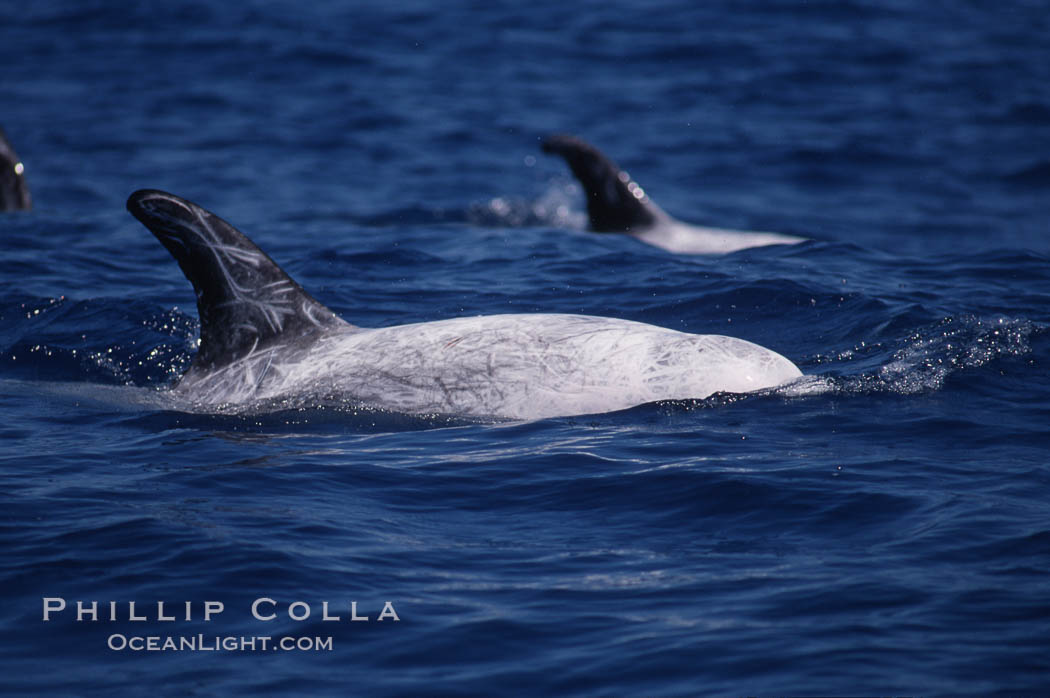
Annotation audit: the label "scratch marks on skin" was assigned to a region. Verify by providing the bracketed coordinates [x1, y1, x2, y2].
[159, 202, 299, 335]
[184, 313, 801, 419]
[155, 230, 191, 255]
[179, 343, 285, 405]
[249, 348, 276, 394]
[140, 194, 801, 419]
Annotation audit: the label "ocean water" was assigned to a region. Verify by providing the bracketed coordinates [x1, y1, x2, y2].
[2, 1, 1049, 695]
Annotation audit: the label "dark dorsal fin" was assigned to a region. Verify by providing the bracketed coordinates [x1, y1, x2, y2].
[0, 127, 32, 211]
[127, 189, 348, 376]
[541, 134, 663, 233]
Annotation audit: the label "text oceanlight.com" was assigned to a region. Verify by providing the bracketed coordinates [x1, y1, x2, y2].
[107, 634, 333, 652]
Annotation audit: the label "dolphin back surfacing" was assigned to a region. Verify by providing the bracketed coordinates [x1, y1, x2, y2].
[128, 190, 801, 419]
[542, 134, 805, 255]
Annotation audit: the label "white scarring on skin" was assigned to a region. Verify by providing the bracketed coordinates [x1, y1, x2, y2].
[127, 189, 803, 420]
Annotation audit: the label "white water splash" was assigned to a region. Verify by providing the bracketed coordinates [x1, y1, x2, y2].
[792, 315, 1036, 397]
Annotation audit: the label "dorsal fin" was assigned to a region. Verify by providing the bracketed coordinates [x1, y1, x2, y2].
[541, 134, 664, 233]
[127, 189, 349, 376]
[0, 127, 32, 211]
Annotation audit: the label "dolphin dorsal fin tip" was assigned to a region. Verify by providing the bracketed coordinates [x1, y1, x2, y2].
[127, 189, 348, 373]
[541, 134, 661, 233]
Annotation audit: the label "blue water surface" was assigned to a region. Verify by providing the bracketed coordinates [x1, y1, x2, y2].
[2, 1, 1049, 695]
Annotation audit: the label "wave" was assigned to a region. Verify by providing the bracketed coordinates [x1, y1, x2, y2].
[1003, 160, 1050, 187]
[791, 315, 1038, 397]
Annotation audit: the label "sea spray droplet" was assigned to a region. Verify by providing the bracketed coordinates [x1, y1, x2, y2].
[799, 316, 1036, 397]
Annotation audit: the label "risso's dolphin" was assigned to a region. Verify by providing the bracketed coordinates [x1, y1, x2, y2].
[541, 134, 803, 255]
[0, 127, 31, 211]
[127, 189, 802, 419]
